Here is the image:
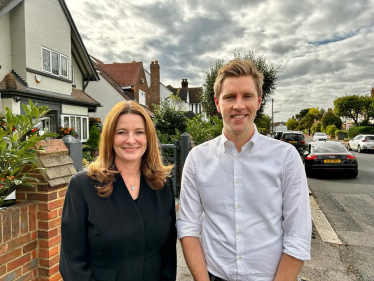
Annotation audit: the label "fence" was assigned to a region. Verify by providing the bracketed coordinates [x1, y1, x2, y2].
[160, 133, 191, 196]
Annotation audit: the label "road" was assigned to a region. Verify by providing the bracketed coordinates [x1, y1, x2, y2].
[305, 138, 374, 281]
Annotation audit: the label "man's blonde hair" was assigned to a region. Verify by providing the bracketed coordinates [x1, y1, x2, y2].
[214, 59, 264, 99]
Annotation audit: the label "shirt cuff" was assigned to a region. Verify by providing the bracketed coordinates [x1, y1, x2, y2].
[283, 236, 311, 261]
[176, 219, 201, 239]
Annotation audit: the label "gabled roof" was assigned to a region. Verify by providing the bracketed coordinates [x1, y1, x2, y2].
[166, 85, 202, 103]
[59, 0, 99, 81]
[98, 62, 142, 87]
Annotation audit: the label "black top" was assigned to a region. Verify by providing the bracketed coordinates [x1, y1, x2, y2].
[59, 171, 177, 281]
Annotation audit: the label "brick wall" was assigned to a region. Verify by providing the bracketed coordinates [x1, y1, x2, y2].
[0, 202, 38, 281]
[0, 139, 74, 281]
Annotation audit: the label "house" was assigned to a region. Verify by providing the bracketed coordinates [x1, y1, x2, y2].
[86, 58, 153, 123]
[167, 79, 204, 119]
[0, 0, 101, 142]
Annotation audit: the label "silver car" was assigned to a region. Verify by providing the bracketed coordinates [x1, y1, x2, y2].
[347, 134, 374, 153]
[313, 132, 328, 142]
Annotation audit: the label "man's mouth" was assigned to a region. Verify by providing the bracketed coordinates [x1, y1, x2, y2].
[231, 114, 247, 119]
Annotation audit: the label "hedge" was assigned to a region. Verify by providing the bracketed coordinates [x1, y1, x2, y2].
[348, 126, 374, 138]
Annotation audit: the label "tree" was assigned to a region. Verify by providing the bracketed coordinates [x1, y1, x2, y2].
[186, 114, 223, 145]
[153, 94, 187, 143]
[286, 117, 298, 131]
[199, 50, 280, 120]
[334, 95, 373, 124]
[256, 114, 271, 134]
[295, 108, 310, 120]
[321, 111, 342, 129]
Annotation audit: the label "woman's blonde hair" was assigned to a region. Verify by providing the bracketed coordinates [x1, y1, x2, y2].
[87, 101, 173, 197]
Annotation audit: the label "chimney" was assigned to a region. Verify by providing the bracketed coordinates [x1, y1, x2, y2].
[181, 78, 188, 88]
[371, 87, 374, 98]
[149, 60, 160, 111]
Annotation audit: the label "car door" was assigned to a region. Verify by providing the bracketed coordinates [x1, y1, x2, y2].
[352, 135, 362, 150]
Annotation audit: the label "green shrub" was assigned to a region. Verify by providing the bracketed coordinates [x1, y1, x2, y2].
[348, 126, 374, 138]
[85, 125, 100, 150]
[0, 100, 56, 206]
[186, 114, 223, 145]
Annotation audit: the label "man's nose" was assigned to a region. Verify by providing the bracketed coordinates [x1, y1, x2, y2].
[233, 97, 245, 110]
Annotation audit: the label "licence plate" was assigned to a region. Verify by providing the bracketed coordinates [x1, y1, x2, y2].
[289, 141, 297, 143]
[324, 159, 341, 163]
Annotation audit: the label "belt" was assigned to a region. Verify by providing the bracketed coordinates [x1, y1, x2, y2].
[208, 272, 227, 281]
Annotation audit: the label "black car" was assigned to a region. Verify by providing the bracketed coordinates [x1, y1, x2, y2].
[280, 131, 305, 150]
[303, 141, 358, 178]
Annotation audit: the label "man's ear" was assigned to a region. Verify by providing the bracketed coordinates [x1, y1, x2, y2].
[257, 95, 262, 111]
[214, 97, 221, 113]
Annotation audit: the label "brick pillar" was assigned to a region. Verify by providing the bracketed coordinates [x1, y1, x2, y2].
[15, 139, 75, 281]
[149, 60, 160, 112]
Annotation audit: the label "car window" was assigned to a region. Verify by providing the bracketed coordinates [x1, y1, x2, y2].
[364, 136, 374, 140]
[311, 143, 347, 153]
[283, 134, 304, 140]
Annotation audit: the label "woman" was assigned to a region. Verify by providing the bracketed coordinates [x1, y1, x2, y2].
[59, 101, 176, 281]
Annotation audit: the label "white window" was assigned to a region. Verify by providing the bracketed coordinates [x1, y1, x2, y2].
[61, 115, 89, 142]
[41, 47, 68, 78]
[60, 55, 68, 78]
[139, 90, 146, 106]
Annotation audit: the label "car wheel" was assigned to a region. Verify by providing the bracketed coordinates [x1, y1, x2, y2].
[347, 144, 352, 151]
[358, 145, 362, 153]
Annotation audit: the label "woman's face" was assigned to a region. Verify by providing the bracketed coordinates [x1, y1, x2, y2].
[113, 113, 147, 166]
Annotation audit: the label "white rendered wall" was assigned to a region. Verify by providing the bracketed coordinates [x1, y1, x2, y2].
[10, 3, 26, 80]
[0, 13, 12, 79]
[62, 104, 88, 115]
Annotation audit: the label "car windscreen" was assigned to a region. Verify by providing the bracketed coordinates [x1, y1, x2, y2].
[311, 143, 347, 153]
[316, 133, 326, 136]
[283, 134, 303, 140]
[365, 136, 374, 140]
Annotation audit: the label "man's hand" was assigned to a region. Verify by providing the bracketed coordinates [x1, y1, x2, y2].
[180, 236, 210, 281]
[274, 253, 304, 281]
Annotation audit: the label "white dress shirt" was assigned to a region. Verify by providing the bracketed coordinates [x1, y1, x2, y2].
[177, 128, 311, 281]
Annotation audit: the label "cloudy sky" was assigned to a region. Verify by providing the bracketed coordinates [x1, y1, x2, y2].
[65, 0, 374, 122]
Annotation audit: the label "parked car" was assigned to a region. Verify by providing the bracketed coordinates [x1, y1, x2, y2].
[280, 131, 305, 150]
[313, 132, 328, 142]
[303, 141, 358, 178]
[347, 134, 374, 153]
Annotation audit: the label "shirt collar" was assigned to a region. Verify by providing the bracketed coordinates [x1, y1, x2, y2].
[220, 124, 260, 154]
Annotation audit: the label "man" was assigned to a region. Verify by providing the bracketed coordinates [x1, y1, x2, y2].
[176, 60, 311, 281]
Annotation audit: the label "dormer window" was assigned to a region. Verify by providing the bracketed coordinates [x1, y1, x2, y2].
[42, 47, 68, 78]
[139, 89, 146, 106]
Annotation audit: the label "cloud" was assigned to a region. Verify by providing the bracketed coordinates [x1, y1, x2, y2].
[64, 0, 374, 122]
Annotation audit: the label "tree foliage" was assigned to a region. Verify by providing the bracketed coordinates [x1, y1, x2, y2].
[286, 117, 298, 131]
[153, 94, 187, 143]
[199, 50, 280, 121]
[321, 111, 342, 129]
[334, 95, 374, 124]
[256, 114, 271, 134]
[186, 114, 223, 145]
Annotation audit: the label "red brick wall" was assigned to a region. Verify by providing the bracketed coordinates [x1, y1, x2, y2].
[0, 202, 38, 281]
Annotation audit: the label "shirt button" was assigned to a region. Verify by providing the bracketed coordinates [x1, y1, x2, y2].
[236, 204, 240, 208]
[238, 256, 242, 260]
[237, 230, 241, 234]
[235, 180, 239, 184]
[235, 156, 238, 160]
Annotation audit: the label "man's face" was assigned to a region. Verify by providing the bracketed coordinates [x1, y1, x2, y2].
[215, 75, 262, 142]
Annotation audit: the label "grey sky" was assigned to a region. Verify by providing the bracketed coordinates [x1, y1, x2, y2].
[65, 0, 374, 122]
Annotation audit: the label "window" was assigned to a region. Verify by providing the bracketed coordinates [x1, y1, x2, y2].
[139, 90, 146, 105]
[61, 55, 68, 78]
[61, 115, 89, 142]
[41, 47, 68, 78]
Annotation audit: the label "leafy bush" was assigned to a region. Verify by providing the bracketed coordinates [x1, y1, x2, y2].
[348, 126, 374, 138]
[325, 125, 337, 136]
[186, 114, 223, 145]
[85, 125, 100, 150]
[0, 101, 56, 206]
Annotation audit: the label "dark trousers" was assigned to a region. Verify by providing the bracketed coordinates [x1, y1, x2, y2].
[208, 272, 227, 281]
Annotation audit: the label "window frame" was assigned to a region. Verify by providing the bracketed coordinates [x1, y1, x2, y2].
[61, 114, 89, 142]
[41, 46, 68, 78]
[139, 89, 146, 106]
